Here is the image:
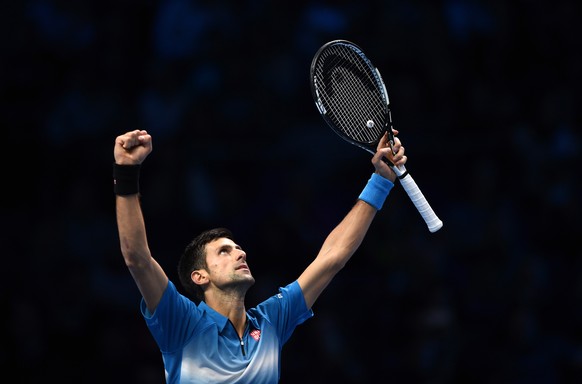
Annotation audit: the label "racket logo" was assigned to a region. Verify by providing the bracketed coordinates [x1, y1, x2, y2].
[366, 120, 375, 128]
[321, 54, 377, 97]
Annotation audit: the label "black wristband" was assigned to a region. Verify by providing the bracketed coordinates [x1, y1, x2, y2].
[113, 163, 141, 196]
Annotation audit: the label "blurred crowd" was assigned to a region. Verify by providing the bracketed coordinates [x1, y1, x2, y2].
[2, 0, 581, 383]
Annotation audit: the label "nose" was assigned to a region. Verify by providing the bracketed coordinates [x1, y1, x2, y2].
[237, 249, 246, 261]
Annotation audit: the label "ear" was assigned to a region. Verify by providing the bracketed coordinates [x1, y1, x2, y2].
[191, 269, 208, 286]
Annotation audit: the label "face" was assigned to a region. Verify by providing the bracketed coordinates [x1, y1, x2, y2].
[202, 237, 255, 290]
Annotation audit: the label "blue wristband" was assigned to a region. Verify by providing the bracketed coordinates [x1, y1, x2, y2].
[358, 173, 394, 210]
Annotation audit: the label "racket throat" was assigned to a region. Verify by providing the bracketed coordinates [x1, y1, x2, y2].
[384, 109, 397, 156]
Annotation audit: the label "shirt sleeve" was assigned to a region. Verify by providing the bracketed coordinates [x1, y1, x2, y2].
[140, 280, 201, 352]
[252, 280, 314, 345]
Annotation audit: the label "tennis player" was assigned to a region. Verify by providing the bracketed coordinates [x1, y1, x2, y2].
[113, 128, 406, 383]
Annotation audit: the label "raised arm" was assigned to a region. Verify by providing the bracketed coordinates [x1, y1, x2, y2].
[297, 131, 406, 309]
[114, 130, 168, 313]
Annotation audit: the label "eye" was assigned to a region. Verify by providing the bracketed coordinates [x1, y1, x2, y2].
[218, 246, 232, 255]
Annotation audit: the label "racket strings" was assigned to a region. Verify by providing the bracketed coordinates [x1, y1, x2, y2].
[313, 45, 387, 145]
[330, 67, 384, 142]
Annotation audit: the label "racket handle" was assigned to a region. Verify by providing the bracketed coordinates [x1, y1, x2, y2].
[392, 165, 443, 233]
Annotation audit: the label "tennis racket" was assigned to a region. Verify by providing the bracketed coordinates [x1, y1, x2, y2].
[310, 39, 443, 233]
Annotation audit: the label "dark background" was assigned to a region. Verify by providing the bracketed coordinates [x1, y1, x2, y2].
[2, 1, 581, 383]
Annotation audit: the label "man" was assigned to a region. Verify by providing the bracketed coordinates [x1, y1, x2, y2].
[113, 128, 406, 383]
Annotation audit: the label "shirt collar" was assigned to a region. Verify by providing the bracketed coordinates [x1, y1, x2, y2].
[198, 301, 260, 331]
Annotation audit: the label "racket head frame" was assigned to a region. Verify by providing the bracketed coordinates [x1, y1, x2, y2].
[310, 39, 396, 156]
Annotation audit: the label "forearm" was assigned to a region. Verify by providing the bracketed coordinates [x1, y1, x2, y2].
[329, 172, 394, 255]
[321, 199, 376, 264]
[297, 199, 377, 308]
[116, 194, 150, 266]
[297, 173, 394, 307]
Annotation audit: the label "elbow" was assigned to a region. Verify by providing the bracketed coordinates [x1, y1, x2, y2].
[120, 243, 151, 269]
[322, 250, 351, 273]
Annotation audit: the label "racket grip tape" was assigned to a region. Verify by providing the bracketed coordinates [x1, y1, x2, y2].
[397, 170, 409, 180]
[398, 173, 443, 233]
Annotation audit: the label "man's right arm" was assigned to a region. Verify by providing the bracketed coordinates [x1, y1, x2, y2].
[297, 131, 406, 309]
[114, 130, 168, 313]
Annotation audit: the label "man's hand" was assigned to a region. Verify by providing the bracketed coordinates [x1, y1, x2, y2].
[371, 129, 407, 182]
[114, 130, 153, 165]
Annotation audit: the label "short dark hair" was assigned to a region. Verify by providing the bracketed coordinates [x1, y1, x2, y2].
[177, 227, 234, 302]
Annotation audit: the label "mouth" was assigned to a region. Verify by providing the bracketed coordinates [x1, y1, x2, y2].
[236, 264, 250, 271]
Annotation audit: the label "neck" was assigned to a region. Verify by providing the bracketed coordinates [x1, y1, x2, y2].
[206, 294, 247, 336]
